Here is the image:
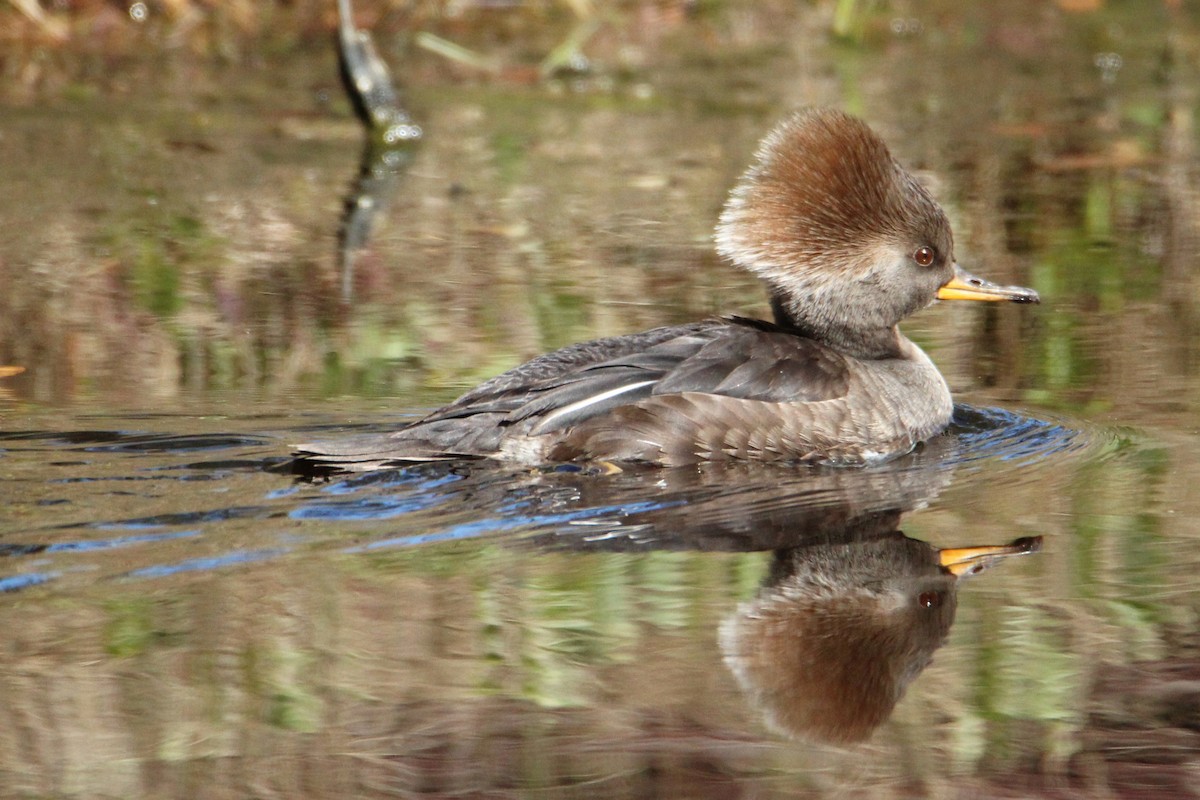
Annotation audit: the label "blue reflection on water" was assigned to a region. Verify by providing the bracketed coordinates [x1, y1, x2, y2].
[125, 548, 288, 579]
[344, 499, 681, 552]
[947, 405, 1088, 466]
[47, 529, 199, 553]
[0, 572, 59, 593]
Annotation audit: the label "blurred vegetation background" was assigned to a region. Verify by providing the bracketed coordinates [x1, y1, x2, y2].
[1, 0, 1197, 417]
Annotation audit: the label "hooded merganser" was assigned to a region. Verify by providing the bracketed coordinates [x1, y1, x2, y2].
[296, 108, 1038, 470]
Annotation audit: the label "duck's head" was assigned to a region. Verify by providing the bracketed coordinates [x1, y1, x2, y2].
[716, 108, 1038, 357]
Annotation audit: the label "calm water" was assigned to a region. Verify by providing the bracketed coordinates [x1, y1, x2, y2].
[3, 2, 1200, 798]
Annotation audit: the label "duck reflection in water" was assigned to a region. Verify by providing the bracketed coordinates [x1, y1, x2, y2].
[720, 522, 1039, 744]
[511, 436, 1041, 746]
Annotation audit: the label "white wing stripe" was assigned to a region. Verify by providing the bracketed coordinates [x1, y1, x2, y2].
[531, 379, 657, 433]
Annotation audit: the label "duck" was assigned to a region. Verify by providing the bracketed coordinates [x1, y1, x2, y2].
[295, 108, 1038, 471]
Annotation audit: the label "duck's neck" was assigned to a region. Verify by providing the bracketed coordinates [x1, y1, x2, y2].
[770, 292, 904, 360]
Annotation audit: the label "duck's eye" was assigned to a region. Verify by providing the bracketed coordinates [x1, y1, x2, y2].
[913, 246, 936, 267]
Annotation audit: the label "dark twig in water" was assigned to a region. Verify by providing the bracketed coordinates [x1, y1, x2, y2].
[335, 0, 421, 300]
[336, 0, 420, 140]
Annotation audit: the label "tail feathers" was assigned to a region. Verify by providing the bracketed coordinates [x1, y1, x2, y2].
[292, 432, 484, 473]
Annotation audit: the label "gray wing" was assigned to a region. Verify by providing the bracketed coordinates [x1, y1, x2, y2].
[449, 322, 718, 404]
[421, 320, 722, 424]
[294, 317, 851, 466]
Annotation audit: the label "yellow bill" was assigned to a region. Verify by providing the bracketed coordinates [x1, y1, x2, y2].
[937, 265, 1040, 304]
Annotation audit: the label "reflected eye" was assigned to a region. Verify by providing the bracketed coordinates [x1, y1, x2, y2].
[913, 246, 936, 267]
[918, 591, 943, 609]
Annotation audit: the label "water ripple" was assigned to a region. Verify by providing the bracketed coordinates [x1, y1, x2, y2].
[944, 404, 1097, 467]
[0, 406, 1126, 592]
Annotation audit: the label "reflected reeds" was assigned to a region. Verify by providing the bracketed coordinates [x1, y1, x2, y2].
[0, 398, 1193, 797]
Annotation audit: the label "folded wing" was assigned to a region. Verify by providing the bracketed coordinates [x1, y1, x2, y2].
[295, 317, 851, 468]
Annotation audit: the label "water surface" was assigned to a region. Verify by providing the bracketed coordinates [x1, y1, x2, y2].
[3, 2, 1200, 797]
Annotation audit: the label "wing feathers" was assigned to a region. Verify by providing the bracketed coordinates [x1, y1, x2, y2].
[295, 317, 855, 467]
